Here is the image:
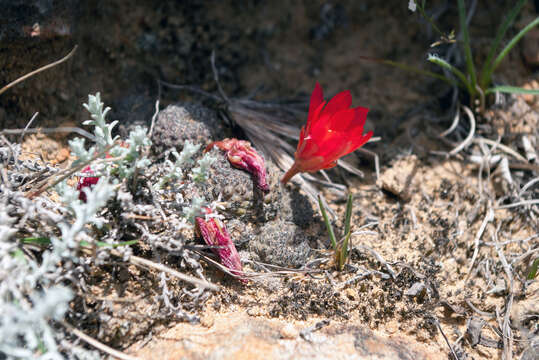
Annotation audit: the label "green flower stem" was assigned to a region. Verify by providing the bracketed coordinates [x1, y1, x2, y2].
[416, 2, 444, 38]
[339, 231, 352, 271]
[378, 59, 458, 87]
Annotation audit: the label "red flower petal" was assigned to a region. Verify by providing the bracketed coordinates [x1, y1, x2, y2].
[320, 90, 352, 118]
[308, 82, 324, 117]
[328, 108, 356, 133]
[305, 101, 326, 134]
[344, 131, 373, 156]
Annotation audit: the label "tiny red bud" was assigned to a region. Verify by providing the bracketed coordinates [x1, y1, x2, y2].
[74, 142, 130, 202]
[195, 208, 246, 283]
[206, 138, 270, 192]
[76, 166, 99, 202]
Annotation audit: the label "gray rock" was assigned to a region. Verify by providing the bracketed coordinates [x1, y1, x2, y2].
[199, 149, 283, 223]
[151, 103, 227, 155]
[249, 220, 312, 268]
[200, 148, 317, 227]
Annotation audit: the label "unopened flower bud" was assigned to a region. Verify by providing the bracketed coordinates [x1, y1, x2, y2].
[206, 138, 270, 192]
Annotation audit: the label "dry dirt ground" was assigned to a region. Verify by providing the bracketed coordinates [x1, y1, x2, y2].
[1, 1, 538, 359]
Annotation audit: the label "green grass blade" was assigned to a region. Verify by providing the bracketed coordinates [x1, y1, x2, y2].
[457, 0, 477, 93]
[94, 239, 139, 248]
[21, 237, 51, 245]
[479, 0, 527, 88]
[10, 249, 26, 260]
[344, 193, 353, 238]
[318, 195, 337, 250]
[428, 55, 472, 93]
[485, 85, 539, 95]
[490, 17, 539, 77]
[359, 56, 458, 87]
[340, 231, 352, 271]
[528, 257, 539, 280]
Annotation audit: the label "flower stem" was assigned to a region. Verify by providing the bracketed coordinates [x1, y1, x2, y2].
[281, 162, 300, 185]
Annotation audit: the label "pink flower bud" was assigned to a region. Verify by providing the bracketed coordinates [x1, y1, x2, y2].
[195, 208, 246, 283]
[206, 138, 270, 192]
[76, 166, 99, 202]
[74, 142, 129, 202]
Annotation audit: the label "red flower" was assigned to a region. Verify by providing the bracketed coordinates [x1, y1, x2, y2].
[281, 83, 373, 184]
[206, 138, 269, 192]
[76, 166, 99, 202]
[75, 142, 130, 202]
[195, 208, 246, 283]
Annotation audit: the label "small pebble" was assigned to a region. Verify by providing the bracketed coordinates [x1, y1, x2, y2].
[247, 307, 261, 316]
[280, 323, 298, 339]
[55, 148, 70, 163]
[200, 314, 215, 328]
[345, 288, 356, 301]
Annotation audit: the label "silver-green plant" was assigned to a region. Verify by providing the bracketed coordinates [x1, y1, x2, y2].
[107, 125, 152, 179]
[82, 92, 118, 150]
[0, 196, 101, 359]
[183, 196, 206, 223]
[77, 93, 152, 181]
[156, 141, 201, 189]
[54, 178, 116, 259]
[190, 152, 216, 183]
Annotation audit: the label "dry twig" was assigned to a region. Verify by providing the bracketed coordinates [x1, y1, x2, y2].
[61, 321, 140, 360]
[0, 46, 78, 96]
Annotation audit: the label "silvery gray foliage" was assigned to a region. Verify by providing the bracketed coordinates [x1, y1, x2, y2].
[0, 92, 217, 358]
[190, 152, 216, 183]
[0, 284, 73, 360]
[156, 140, 201, 189]
[108, 125, 152, 179]
[68, 138, 95, 168]
[82, 92, 118, 150]
[0, 200, 83, 359]
[54, 178, 116, 260]
[76, 93, 153, 182]
[0, 92, 128, 359]
[182, 196, 206, 223]
[0, 176, 117, 359]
